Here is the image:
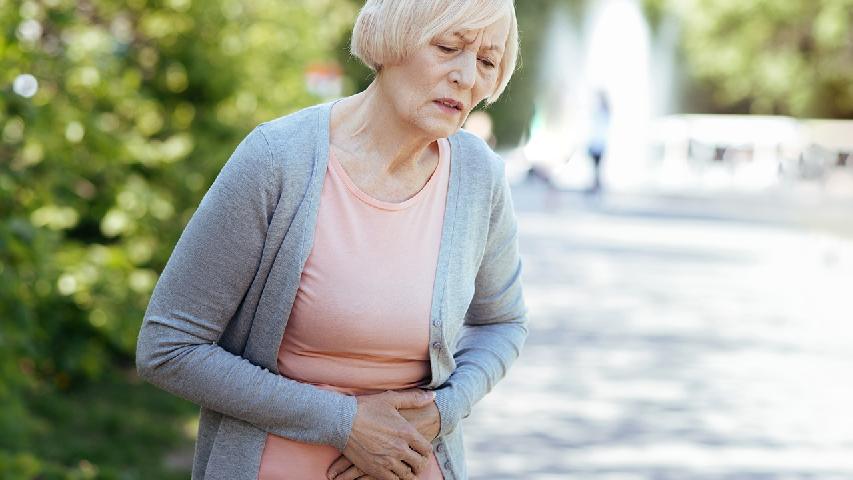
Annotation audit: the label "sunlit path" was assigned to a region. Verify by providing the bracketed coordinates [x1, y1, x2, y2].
[462, 184, 853, 479]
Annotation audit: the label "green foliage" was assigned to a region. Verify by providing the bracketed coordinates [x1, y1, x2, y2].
[645, 0, 853, 118]
[2, 0, 355, 476]
[0, 371, 198, 479]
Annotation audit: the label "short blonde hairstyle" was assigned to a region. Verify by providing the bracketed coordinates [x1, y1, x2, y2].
[350, 0, 519, 105]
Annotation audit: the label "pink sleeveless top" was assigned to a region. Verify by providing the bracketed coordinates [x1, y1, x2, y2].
[257, 139, 450, 479]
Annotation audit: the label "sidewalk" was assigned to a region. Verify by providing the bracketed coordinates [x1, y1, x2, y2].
[462, 181, 853, 479]
[509, 171, 853, 240]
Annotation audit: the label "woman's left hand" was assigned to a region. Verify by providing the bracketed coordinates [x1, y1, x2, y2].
[327, 389, 440, 480]
[398, 396, 440, 442]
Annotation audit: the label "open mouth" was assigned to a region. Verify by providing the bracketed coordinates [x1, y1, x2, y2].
[434, 98, 463, 111]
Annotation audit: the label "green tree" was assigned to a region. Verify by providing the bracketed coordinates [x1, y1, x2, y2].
[644, 0, 853, 118]
[1, 0, 355, 476]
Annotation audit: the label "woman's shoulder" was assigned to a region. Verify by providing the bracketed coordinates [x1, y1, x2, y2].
[244, 101, 332, 184]
[254, 102, 329, 151]
[449, 128, 508, 189]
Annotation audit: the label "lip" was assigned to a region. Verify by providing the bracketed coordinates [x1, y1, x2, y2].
[433, 98, 464, 112]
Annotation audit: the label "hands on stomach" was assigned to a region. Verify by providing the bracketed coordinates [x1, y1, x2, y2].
[327, 389, 441, 480]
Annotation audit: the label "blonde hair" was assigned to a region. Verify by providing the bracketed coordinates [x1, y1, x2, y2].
[350, 0, 519, 105]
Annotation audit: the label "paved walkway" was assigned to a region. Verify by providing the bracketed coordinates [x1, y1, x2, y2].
[462, 182, 853, 479]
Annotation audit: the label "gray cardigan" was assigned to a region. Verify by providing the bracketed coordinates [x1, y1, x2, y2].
[135, 99, 528, 480]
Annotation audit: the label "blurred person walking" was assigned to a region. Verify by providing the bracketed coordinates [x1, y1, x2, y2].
[586, 89, 611, 195]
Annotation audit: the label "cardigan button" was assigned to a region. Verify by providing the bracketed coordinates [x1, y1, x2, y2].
[431, 342, 441, 350]
[432, 319, 441, 327]
[444, 461, 451, 469]
[436, 443, 444, 453]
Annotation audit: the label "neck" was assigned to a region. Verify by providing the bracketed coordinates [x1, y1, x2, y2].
[330, 80, 437, 175]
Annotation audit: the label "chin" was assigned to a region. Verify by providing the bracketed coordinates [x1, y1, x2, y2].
[415, 119, 458, 140]
[407, 107, 463, 138]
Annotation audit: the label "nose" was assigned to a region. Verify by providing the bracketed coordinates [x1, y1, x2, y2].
[449, 52, 476, 90]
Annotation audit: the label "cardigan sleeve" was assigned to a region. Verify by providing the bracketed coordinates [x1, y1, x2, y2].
[432, 154, 529, 438]
[135, 125, 358, 452]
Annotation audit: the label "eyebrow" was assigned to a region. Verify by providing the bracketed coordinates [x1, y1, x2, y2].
[451, 32, 504, 53]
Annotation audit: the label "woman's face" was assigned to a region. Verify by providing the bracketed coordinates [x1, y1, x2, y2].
[378, 15, 511, 140]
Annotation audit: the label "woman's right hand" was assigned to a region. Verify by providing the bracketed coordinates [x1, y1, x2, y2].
[340, 390, 435, 480]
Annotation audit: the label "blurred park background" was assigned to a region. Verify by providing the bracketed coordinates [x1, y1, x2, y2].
[2, 0, 852, 478]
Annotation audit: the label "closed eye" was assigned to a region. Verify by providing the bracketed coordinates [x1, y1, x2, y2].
[479, 58, 496, 68]
[437, 45, 458, 53]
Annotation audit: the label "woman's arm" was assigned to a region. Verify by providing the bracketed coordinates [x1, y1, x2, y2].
[432, 157, 529, 438]
[135, 125, 359, 449]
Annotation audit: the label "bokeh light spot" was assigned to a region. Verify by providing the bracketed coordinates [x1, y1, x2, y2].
[16, 19, 42, 43]
[13, 74, 39, 98]
[65, 121, 85, 143]
[57, 274, 78, 296]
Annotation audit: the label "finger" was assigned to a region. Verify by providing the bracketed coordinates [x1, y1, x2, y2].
[386, 389, 434, 409]
[405, 429, 433, 460]
[327, 455, 353, 479]
[389, 459, 417, 480]
[334, 464, 365, 480]
[400, 446, 430, 476]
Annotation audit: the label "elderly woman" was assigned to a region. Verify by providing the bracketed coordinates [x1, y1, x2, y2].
[135, 1, 527, 479]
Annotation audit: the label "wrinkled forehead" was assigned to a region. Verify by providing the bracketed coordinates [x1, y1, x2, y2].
[435, 14, 511, 53]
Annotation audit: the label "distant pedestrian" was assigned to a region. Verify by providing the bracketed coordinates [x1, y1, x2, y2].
[586, 90, 611, 195]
